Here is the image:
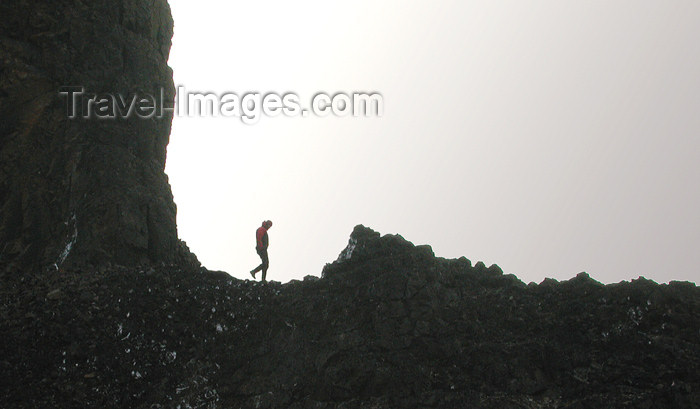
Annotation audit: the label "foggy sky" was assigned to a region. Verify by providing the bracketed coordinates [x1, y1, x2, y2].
[165, 1, 699, 284]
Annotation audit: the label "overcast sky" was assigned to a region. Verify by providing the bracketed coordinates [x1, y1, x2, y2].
[165, 1, 699, 285]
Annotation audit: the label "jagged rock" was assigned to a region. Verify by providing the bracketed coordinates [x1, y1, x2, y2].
[0, 0, 196, 271]
[1, 226, 698, 408]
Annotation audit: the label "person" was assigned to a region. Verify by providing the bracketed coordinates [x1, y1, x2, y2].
[250, 220, 272, 282]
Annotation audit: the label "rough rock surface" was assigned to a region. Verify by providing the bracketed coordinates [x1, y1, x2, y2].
[2, 226, 698, 409]
[0, 0, 195, 270]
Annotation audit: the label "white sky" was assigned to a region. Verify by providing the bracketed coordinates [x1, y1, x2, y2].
[165, 1, 699, 284]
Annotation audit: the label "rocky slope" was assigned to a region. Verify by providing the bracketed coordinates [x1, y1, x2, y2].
[0, 0, 194, 270]
[2, 226, 698, 409]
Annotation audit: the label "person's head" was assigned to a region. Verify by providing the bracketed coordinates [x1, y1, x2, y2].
[262, 220, 273, 229]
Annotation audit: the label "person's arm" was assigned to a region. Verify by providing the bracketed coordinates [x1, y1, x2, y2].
[256, 228, 265, 249]
[262, 231, 269, 249]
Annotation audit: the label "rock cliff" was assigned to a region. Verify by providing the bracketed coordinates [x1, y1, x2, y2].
[0, 0, 193, 270]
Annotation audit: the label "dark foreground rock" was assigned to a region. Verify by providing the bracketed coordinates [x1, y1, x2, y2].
[0, 0, 195, 270]
[2, 226, 699, 409]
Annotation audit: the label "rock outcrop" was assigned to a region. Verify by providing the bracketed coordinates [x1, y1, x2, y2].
[2, 226, 698, 408]
[0, 0, 193, 270]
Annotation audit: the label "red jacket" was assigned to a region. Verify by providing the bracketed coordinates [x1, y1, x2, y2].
[256, 226, 269, 250]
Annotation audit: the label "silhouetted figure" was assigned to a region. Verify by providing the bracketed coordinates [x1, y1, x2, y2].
[250, 220, 272, 282]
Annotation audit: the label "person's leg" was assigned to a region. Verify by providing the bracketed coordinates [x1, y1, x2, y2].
[261, 249, 269, 282]
[251, 248, 265, 277]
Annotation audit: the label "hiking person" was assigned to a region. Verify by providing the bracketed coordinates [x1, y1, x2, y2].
[250, 220, 272, 282]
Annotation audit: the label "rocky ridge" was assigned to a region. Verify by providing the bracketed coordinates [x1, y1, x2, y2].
[1, 226, 698, 409]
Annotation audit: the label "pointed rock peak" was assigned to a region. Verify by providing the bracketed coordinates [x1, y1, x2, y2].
[324, 225, 436, 280]
[349, 224, 381, 242]
[334, 225, 426, 264]
[336, 225, 380, 263]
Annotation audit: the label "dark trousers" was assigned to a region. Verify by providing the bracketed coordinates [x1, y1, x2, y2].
[252, 248, 269, 281]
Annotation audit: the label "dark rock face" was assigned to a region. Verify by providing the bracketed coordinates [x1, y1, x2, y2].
[0, 0, 192, 270]
[2, 226, 698, 408]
